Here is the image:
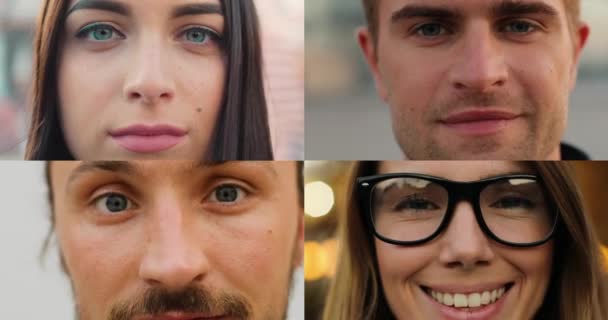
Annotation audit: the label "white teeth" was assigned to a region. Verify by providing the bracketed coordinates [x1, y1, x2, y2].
[468, 293, 481, 307]
[428, 285, 509, 309]
[481, 291, 491, 305]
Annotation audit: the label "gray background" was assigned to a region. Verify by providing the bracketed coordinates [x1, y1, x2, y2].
[0, 162, 304, 319]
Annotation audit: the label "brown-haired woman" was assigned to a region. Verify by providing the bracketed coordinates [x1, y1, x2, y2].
[324, 161, 608, 320]
[25, 0, 273, 160]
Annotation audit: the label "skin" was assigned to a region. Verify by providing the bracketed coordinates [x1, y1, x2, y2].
[58, 0, 226, 159]
[358, 0, 589, 160]
[50, 161, 304, 320]
[375, 161, 553, 320]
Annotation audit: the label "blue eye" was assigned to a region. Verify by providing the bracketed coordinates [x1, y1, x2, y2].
[209, 185, 245, 204]
[415, 23, 447, 37]
[94, 193, 132, 214]
[180, 26, 220, 44]
[76, 23, 124, 42]
[502, 21, 537, 34]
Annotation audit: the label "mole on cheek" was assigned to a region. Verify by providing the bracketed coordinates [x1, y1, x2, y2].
[196, 108, 202, 113]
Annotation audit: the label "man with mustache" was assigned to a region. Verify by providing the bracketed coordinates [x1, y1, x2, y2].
[46, 161, 303, 320]
[357, 0, 590, 159]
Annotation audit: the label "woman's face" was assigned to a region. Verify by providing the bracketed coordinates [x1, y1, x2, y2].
[374, 161, 553, 320]
[58, 0, 226, 159]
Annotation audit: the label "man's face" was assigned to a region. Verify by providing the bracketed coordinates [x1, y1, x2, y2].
[359, 0, 589, 160]
[50, 161, 303, 320]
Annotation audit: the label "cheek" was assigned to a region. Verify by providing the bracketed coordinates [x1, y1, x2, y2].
[378, 44, 446, 122]
[57, 218, 140, 314]
[204, 205, 297, 299]
[375, 241, 435, 291]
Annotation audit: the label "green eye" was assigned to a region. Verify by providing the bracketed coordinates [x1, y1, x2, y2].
[181, 27, 220, 44]
[76, 23, 123, 42]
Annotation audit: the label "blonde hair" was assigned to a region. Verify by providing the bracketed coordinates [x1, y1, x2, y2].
[323, 161, 608, 320]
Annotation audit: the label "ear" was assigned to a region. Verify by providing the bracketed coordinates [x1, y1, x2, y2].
[568, 22, 590, 90]
[357, 27, 390, 102]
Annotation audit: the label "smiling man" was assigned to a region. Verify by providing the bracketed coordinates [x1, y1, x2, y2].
[358, 0, 590, 160]
[46, 161, 303, 320]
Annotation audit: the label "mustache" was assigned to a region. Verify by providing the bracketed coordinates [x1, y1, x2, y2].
[108, 286, 252, 320]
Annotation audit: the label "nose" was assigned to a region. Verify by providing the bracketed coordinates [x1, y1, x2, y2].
[139, 196, 208, 290]
[438, 202, 495, 270]
[448, 23, 508, 93]
[123, 36, 175, 106]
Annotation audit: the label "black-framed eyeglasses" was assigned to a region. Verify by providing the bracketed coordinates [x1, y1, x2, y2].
[357, 173, 558, 247]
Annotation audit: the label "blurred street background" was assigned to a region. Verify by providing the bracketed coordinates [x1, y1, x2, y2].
[306, 0, 608, 160]
[0, 0, 304, 159]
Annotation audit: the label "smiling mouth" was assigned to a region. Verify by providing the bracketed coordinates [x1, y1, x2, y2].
[421, 282, 514, 310]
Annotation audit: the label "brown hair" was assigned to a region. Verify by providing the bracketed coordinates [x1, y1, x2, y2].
[323, 161, 608, 320]
[361, 0, 582, 40]
[25, 0, 273, 160]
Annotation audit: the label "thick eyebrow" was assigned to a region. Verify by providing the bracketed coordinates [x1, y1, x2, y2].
[171, 3, 224, 19]
[492, 0, 559, 17]
[391, 5, 462, 24]
[66, 161, 139, 187]
[66, 0, 131, 18]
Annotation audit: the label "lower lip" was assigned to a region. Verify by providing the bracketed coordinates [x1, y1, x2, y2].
[421, 286, 511, 320]
[111, 135, 185, 153]
[441, 119, 516, 136]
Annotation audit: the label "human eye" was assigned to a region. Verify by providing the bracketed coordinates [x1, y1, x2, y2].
[177, 25, 222, 45]
[75, 22, 125, 42]
[207, 184, 248, 205]
[93, 192, 134, 215]
[413, 22, 450, 37]
[499, 19, 542, 35]
[490, 196, 535, 210]
[394, 195, 440, 212]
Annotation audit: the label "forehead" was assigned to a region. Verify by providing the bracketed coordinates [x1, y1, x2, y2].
[377, 0, 567, 18]
[378, 161, 534, 182]
[65, 0, 224, 18]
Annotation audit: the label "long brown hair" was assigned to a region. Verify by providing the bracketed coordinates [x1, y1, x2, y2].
[324, 161, 608, 320]
[25, 0, 273, 160]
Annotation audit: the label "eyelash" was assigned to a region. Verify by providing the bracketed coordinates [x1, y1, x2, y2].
[409, 19, 541, 41]
[74, 22, 223, 46]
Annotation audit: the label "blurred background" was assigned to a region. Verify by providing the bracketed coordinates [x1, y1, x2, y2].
[304, 161, 608, 320]
[0, 0, 304, 159]
[306, 0, 608, 160]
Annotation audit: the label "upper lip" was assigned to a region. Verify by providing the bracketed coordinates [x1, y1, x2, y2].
[109, 124, 188, 137]
[421, 282, 514, 294]
[135, 312, 224, 320]
[440, 110, 520, 124]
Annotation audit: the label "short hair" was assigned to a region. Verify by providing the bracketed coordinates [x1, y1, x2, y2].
[361, 0, 581, 40]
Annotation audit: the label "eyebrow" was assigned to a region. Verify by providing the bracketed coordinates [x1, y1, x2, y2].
[391, 0, 558, 24]
[391, 5, 462, 24]
[492, 0, 559, 17]
[66, 0, 131, 17]
[171, 3, 223, 18]
[67, 161, 139, 187]
[197, 161, 279, 177]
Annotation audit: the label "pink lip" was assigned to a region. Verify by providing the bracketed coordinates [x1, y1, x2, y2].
[109, 124, 187, 154]
[440, 110, 520, 136]
[420, 283, 513, 320]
